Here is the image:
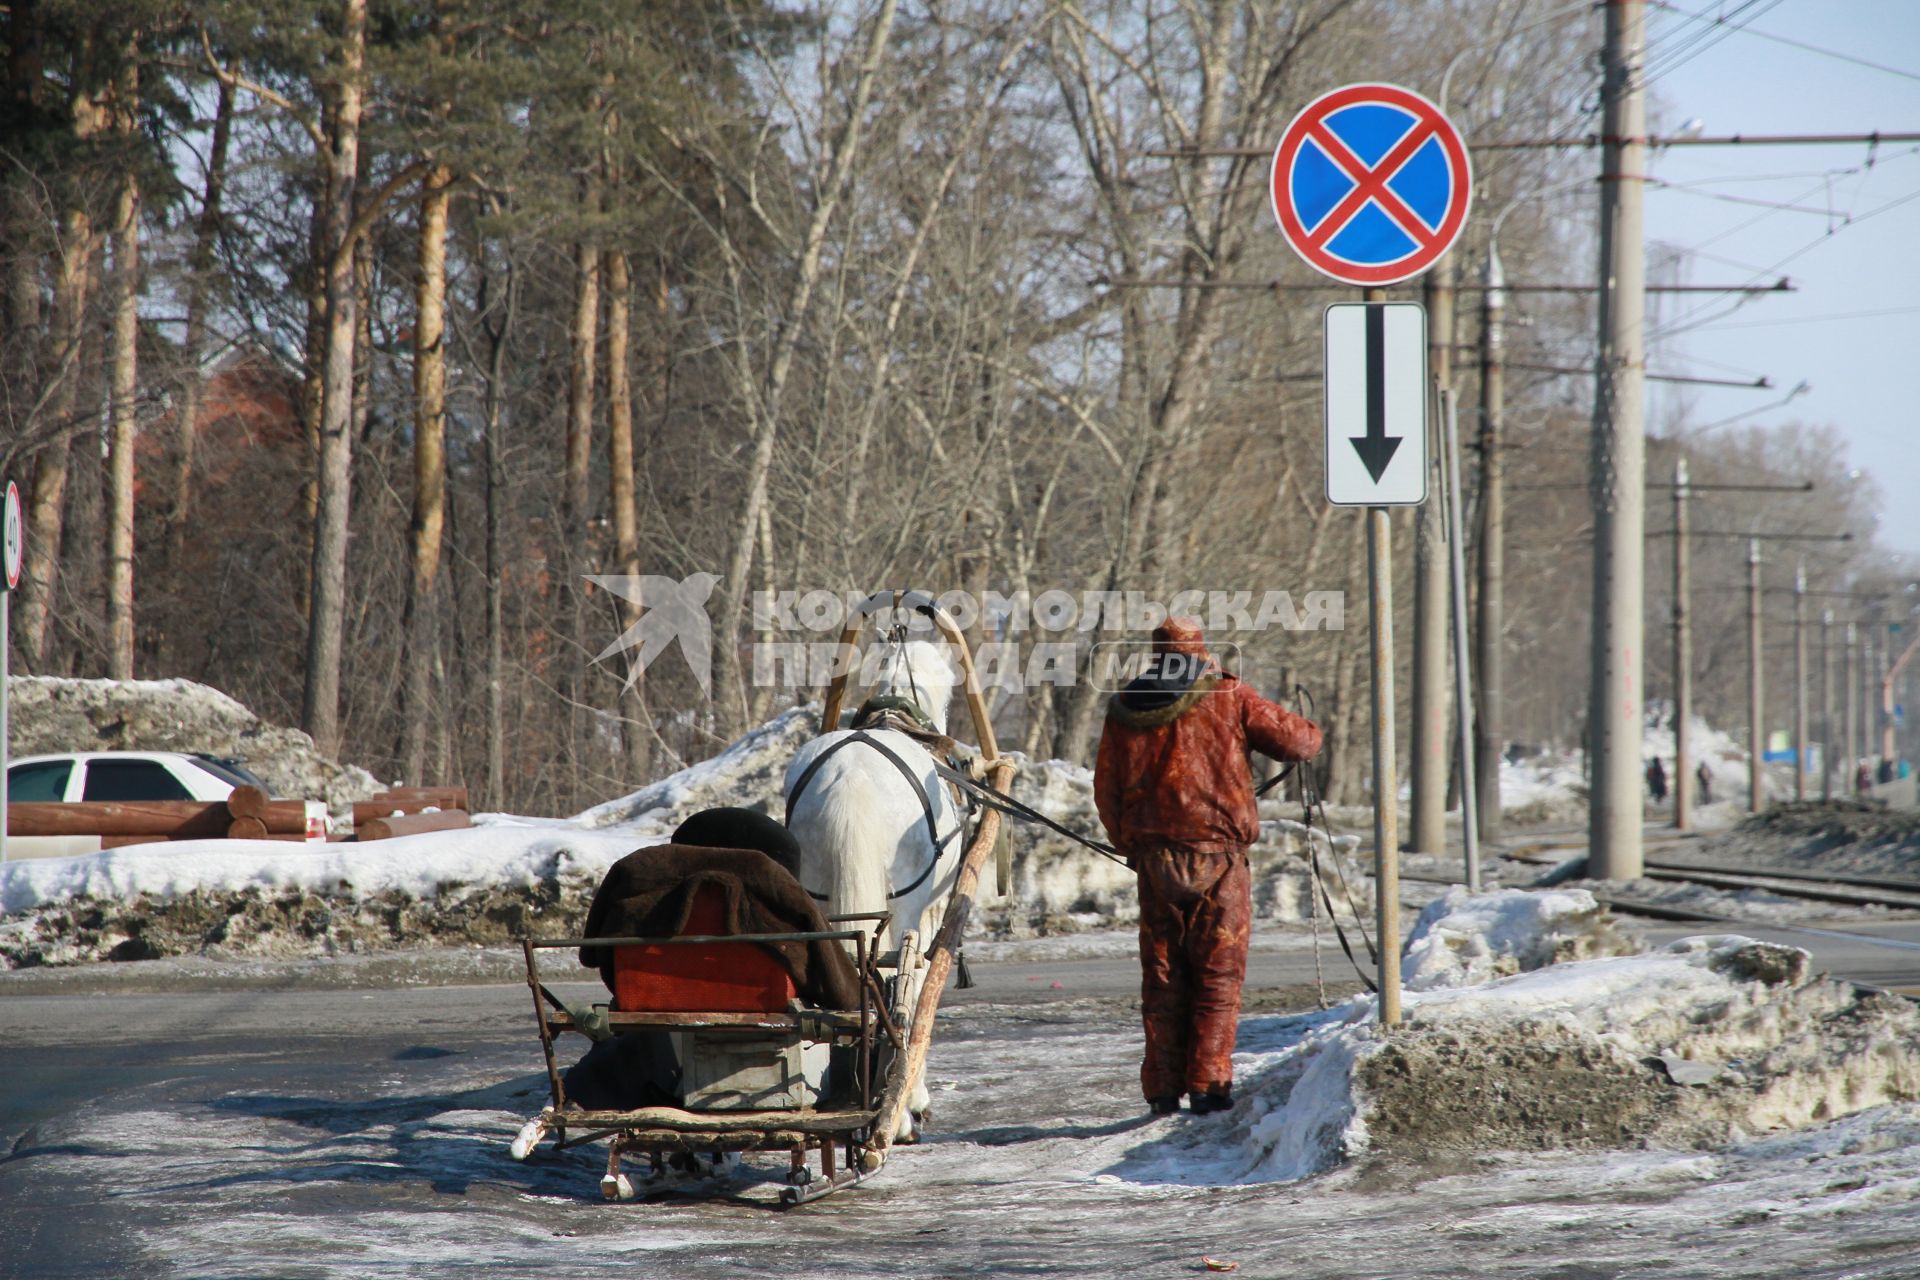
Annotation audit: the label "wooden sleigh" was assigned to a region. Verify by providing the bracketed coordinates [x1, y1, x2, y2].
[509, 591, 1018, 1207]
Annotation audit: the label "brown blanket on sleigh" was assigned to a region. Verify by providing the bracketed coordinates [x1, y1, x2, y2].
[578, 843, 861, 1011]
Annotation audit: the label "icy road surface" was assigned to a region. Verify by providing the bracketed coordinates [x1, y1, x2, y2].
[4, 962, 1920, 1278]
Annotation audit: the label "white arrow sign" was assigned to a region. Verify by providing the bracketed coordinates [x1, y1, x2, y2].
[1323, 302, 1428, 506]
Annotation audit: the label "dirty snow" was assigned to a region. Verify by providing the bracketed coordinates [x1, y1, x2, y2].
[1400, 886, 1638, 991]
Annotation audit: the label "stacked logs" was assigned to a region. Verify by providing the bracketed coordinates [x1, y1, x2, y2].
[351, 786, 471, 841]
[6, 785, 474, 845]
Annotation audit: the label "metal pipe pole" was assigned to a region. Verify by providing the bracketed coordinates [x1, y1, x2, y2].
[1748, 539, 1765, 812]
[1845, 622, 1859, 793]
[1821, 609, 1835, 800]
[1411, 270, 1452, 856]
[1794, 563, 1807, 801]
[1671, 456, 1692, 830]
[1588, 0, 1648, 879]
[1475, 246, 1506, 844]
[1362, 285, 1400, 1028]
[1863, 632, 1878, 774]
[1441, 388, 1481, 889]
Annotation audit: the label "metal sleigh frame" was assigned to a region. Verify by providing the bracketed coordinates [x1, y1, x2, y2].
[512, 589, 1019, 1206]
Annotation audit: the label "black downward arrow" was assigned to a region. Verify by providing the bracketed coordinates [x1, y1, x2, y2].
[1350, 303, 1401, 483]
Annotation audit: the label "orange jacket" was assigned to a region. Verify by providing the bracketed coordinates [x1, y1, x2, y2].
[1094, 672, 1323, 857]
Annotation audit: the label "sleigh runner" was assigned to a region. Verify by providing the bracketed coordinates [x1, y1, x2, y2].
[508, 591, 1017, 1205]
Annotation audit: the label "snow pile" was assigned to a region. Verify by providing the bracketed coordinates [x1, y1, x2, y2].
[1400, 886, 1637, 991]
[1499, 749, 1588, 827]
[0, 823, 650, 967]
[1173, 895, 1920, 1183]
[574, 706, 817, 834]
[6, 676, 382, 811]
[1497, 707, 1758, 829]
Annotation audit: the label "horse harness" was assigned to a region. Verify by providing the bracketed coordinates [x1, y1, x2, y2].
[785, 701, 974, 903]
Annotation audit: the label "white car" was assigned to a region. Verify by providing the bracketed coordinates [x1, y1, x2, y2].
[4, 751, 301, 860]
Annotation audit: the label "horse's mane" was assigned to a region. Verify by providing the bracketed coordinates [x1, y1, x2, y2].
[873, 639, 958, 732]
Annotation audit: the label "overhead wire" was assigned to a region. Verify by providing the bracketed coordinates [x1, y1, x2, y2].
[1651, 0, 1920, 84]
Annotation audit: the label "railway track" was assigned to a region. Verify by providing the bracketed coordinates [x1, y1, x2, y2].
[1496, 846, 1920, 915]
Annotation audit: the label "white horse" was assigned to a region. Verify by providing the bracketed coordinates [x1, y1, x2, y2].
[784, 639, 966, 1142]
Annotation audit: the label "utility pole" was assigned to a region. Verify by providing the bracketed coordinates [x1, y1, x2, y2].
[1845, 622, 1859, 793]
[1748, 538, 1765, 812]
[1589, 0, 1648, 879]
[1821, 609, 1835, 801]
[1794, 563, 1807, 801]
[1670, 456, 1691, 829]
[1476, 245, 1506, 844]
[1441, 389, 1482, 890]
[1413, 268, 1451, 855]
[1411, 269, 1452, 856]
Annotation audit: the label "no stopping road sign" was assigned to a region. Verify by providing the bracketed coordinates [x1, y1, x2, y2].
[1271, 83, 1472, 287]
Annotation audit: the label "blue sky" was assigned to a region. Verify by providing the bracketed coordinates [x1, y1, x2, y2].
[1636, 0, 1920, 555]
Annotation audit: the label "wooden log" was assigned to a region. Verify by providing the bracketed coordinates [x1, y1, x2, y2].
[226, 816, 270, 840]
[7, 801, 231, 840]
[352, 798, 456, 826]
[364, 785, 468, 810]
[226, 786, 318, 834]
[355, 809, 471, 841]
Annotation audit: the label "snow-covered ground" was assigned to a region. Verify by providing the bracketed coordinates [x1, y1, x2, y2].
[6, 891, 1918, 1278]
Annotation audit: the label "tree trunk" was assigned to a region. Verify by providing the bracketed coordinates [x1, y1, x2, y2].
[165, 74, 234, 559]
[713, 0, 899, 734]
[104, 59, 139, 680]
[603, 246, 650, 781]
[481, 233, 515, 810]
[401, 164, 452, 781]
[565, 237, 599, 555]
[299, 0, 368, 757]
[18, 56, 107, 670]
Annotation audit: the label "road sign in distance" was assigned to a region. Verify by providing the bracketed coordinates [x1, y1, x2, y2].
[1271, 82, 1473, 287]
[1324, 302, 1428, 507]
[2, 480, 21, 592]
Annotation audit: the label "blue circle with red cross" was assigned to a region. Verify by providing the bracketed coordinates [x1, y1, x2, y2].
[1270, 83, 1473, 287]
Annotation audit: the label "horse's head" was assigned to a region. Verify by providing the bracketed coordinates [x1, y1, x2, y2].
[876, 638, 958, 733]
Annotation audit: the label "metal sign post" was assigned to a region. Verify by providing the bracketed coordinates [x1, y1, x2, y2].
[1274, 84, 1471, 1028]
[2, 478, 22, 865]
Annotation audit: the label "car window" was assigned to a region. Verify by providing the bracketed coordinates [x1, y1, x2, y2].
[82, 760, 194, 802]
[9, 761, 73, 802]
[187, 757, 258, 791]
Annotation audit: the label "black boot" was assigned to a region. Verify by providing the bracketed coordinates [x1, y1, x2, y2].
[1188, 1089, 1233, 1115]
[1148, 1095, 1182, 1116]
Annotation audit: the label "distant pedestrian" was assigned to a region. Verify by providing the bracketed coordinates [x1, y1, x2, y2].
[1880, 758, 1896, 785]
[1646, 757, 1668, 804]
[1695, 761, 1712, 805]
[1856, 763, 1873, 795]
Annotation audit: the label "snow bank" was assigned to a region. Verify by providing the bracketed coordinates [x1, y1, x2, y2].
[1205, 927, 1920, 1182]
[7, 675, 382, 811]
[1400, 886, 1637, 991]
[1498, 705, 1759, 829]
[0, 824, 652, 967]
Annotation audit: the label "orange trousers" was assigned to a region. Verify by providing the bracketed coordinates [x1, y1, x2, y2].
[1135, 848, 1251, 1099]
